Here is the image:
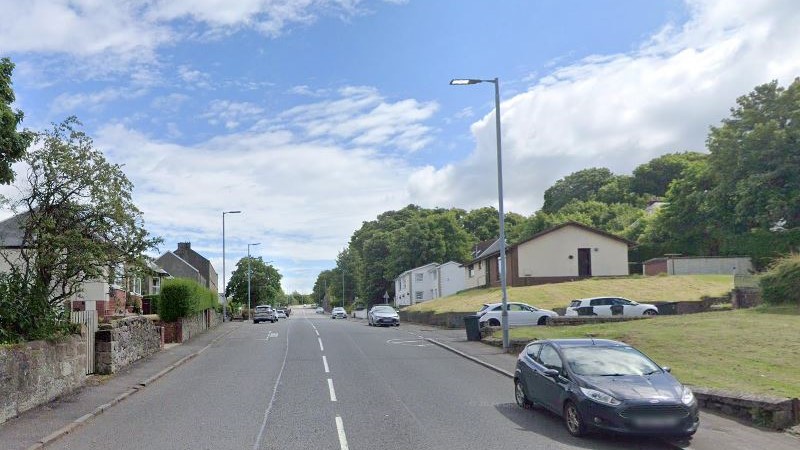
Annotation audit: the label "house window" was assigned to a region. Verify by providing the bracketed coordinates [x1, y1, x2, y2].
[432, 271, 437, 280]
[152, 277, 161, 294]
[415, 291, 423, 300]
[112, 264, 124, 288]
[132, 277, 142, 295]
[468, 264, 475, 278]
[495, 259, 500, 281]
[415, 273, 423, 282]
[478, 261, 482, 269]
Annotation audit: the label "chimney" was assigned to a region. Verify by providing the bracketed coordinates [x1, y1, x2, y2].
[177, 242, 191, 251]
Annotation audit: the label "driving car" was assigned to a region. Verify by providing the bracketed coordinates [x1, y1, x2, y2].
[477, 302, 558, 327]
[331, 307, 347, 319]
[276, 309, 287, 319]
[252, 305, 277, 324]
[514, 339, 698, 438]
[565, 297, 659, 317]
[367, 305, 399, 327]
[315, 307, 324, 314]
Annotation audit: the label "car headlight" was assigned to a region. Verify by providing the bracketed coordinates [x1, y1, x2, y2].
[580, 387, 621, 406]
[681, 387, 695, 405]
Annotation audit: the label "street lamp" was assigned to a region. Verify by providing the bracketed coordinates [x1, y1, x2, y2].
[247, 242, 261, 322]
[450, 77, 510, 351]
[222, 210, 242, 322]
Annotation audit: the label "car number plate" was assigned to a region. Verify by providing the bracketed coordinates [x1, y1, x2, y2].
[633, 417, 679, 428]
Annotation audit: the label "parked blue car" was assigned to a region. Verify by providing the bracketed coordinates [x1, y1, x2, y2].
[514, 338, 699, 438]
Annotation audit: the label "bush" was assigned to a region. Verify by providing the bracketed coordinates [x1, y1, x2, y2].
[759, 254, 800, 305]
[159, 278, 218, 322]
[0, 270, 75, 343]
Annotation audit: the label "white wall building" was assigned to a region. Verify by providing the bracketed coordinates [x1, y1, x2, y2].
[394, 261, 466, 306]
[437, 261, 466, 298]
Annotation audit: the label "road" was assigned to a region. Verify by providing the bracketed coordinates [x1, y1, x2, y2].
[51, 307, 679, 450]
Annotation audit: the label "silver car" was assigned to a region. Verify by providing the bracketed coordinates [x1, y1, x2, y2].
[331, 307, 347, 319]
[252, 305, 277, 324]
[368, 305, 399, 327]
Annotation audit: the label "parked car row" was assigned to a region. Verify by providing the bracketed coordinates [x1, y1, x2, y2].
[252, 305, 291, 323]
[478, 297, 659, 327]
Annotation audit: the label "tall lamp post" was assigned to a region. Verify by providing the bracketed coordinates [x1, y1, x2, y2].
[222, 210, 242, 322]
[450, 77, 509, 350]
[247, 242, 261, 322]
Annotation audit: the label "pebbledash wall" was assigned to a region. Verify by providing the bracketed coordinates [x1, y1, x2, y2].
[95, 316, 163, 375]
[0, 332, 87, 424]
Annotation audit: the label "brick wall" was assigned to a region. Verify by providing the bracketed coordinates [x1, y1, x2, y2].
[0, 333, 87, 424]
[95, 316, 162, 375]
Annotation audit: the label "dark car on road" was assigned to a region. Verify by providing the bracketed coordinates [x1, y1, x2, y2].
[514, 339, 698, 438]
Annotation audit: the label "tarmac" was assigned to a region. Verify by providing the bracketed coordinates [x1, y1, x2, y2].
[1, 318, 798, 450]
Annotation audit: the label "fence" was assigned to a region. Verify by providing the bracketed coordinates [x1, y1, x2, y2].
[70, 310, 98, 374]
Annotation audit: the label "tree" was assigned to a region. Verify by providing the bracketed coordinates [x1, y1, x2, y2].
[0, 57, 33, 184]
[631, 152, 707, 197]
[542, 168, 616, 213]
[5, 117, 161, 307]
[226, 256, 282, 307]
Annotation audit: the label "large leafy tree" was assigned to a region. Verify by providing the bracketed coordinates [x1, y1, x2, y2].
[226, 256, 282, 307]
[5, 117, 161, 307]
[542, 167, 616, 213]
[0, 57, 33, 184]
[631, 152, 707, 197]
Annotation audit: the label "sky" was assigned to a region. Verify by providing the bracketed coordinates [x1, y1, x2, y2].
[2, 0, 799, 294]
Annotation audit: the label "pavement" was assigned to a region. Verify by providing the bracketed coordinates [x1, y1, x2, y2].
[0, 316, 800, 450]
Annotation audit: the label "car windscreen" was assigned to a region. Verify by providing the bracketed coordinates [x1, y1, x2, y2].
[562, 346, 661, 376]
[569, 300, 581, 307]
[478, 304, 490, 312]
[373, 306, 394, 313]
[255, 306, 270, 311]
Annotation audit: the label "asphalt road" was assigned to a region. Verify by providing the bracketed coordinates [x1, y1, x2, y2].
[50, 307, 679, 450]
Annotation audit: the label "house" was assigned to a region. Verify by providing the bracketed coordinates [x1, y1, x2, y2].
[394, 261, 467, 306]
[155, 242, 218, 292]
[643, 256, 753, 276]
[464, 222, 633, 289]
[462, 239, 500, 290]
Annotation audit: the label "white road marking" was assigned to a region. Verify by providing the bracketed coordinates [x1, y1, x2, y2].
[323, 355, 329, 373]
[327, 378, 337, 402]
[252, 320, 291, 450]
[335, 416, 349, 450]
[315, 329, 320, 336]
[318, 337, 324, 352]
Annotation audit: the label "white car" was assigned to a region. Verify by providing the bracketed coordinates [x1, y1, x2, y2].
[315, 307, 324, 314]
[331, 307, 347, 319]
[276, 309, 287, 319]
[367, 305, 399, 327]
[565, 297, 659, 317]
[476, 302, 558, 327]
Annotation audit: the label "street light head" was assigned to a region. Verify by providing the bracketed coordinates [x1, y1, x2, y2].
[450, 78, 482, 85]
[224, 210, 242, 214]
[250, 242, 261, 246]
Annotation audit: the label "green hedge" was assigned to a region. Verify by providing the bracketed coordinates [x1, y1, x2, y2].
[760, 254, 800, 306]
[159, 278, 218, 322]
[0, 270, 76, 343]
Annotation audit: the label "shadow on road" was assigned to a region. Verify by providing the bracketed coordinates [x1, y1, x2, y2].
[494, 402, 680, 450]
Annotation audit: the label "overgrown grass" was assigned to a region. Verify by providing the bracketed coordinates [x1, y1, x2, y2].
[405, 275, 733, 314]
[495, 306, 800, 398]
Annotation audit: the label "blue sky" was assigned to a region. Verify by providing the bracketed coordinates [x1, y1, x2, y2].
[2, 0, 799, 294]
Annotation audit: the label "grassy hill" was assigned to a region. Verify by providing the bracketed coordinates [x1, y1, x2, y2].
[404, 275, 733, 314]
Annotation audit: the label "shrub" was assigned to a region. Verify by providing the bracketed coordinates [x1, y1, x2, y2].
[0, 270, 75, 343]
[759, 254, 800, 305]
[159, 278, 219, 322]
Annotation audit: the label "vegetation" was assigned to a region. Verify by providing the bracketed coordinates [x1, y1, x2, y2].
[0, 57, 33, 184]
[498, 306, 800, 398]
[0, 270, 76, 343]
[760, 254, 800, 305]
[226, 256, 283, 307]
[404, 275, 733, 314]
[158, 278, 218, 322]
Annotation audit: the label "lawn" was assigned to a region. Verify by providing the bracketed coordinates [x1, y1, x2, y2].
[405, 275, 733, 314]
[491, 306, 800, 398]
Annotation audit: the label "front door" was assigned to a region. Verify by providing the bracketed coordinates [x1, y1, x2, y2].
[578, 248, 592, 277]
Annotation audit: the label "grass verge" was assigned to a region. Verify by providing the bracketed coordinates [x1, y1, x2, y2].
[494, 306, 800, 398]
[405, 275, 733, 314]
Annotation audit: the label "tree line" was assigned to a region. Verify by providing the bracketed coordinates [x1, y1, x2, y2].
[313, 77, 800, 305]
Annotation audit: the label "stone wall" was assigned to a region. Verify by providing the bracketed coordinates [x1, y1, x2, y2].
[399, 310, 472, 328]
[0, 333, 87, 424]
[692, 387, 799, 429]
[161, 309, 219, 343]
[95, 316, 162, 375]
[732, 287, 762, 309]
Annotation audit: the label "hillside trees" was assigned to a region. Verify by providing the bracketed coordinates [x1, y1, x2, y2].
[0, 57, 33, 184]
[226, 256, 282, 307]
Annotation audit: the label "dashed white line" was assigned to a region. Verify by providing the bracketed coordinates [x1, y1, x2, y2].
[318, 337, 324, 352]
[252, 320, 291, 450]
[315, 329, 320, 336]
[327, 378, 337, 402]
[335, 416, 349, 450]
[323, 355, 330, 373]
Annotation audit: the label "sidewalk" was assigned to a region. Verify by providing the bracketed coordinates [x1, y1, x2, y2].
[0, 322, 240, 450]
[402, 322, 800, 450]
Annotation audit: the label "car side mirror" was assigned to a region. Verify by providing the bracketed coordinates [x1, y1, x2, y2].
[662, 366, 671, 373]
[543, 368, 560, 378]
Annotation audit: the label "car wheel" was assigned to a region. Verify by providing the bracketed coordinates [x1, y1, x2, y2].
[564, 401, 587, 437]
[488, 318, 500, 327]
[395, 324, 399, 327]
[514, 379, 533, 409]
[537, 316, 548, 326]
[643, 309, 658, 316]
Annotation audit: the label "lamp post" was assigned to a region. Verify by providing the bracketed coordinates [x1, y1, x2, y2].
[247, 242, 261, 322]
[450, 77, 509, 350]
[222, 210, 242, 322]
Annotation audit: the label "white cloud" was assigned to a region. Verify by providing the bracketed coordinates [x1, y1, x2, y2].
[409, 0, 800, 214]
[50, 87, 146, 113]
[202, 100, 265, 129]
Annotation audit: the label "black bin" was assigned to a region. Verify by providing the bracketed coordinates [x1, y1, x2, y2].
[464, 315, 482, 341]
